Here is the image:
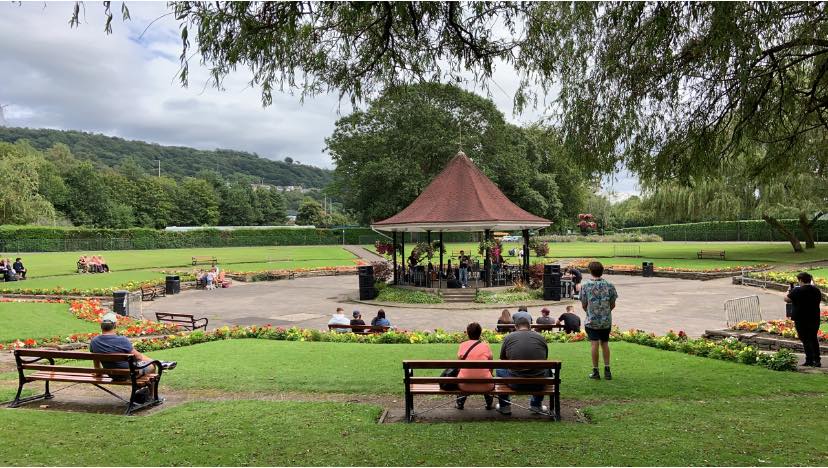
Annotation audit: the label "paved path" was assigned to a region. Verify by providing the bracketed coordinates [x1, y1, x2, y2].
[342, 245, 384, 262]
[141, 274, 788, 337]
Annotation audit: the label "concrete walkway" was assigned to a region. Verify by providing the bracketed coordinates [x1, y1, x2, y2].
[140, 274, 789, 337]
[342, 245, 385, 262]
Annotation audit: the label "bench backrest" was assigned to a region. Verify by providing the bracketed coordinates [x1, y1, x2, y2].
[497, 324, 565, 332]
[327, 324, 389, 333]
[404, 359, 562, 384]
[155, 312, 195, 323]
[14, 349, 137, 378]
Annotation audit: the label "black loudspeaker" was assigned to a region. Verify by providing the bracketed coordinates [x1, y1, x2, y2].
[358, 265, 376, 299]
[113, 290, 129, 316]
[542, 263, 562, 301]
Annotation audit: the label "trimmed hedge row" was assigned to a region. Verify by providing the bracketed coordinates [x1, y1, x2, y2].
[0, 226, 385, 252]
[619, 219, 828, 242]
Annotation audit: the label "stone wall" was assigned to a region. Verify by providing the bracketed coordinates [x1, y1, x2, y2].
[704, 328, 828, 355]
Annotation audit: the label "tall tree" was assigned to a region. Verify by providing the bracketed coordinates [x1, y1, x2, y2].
[0, 142, 56, 224]
[296, 198, 325, 227]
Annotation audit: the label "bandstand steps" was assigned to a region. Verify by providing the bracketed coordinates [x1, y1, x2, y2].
[441, 289, 478, 303]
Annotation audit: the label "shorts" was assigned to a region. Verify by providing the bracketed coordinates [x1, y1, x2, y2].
[585, 327, 610, 342]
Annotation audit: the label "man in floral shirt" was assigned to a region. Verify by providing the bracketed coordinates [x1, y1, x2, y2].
[580, 261, 618, 380]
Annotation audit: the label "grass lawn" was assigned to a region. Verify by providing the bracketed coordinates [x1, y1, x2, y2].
[0, 246, 359, 291]
[0, 339, 826, 465]
[369, 241, 828, 268]
[0, 302, 98, 342]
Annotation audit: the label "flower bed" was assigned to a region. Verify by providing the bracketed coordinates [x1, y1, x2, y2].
[474, 289, 543, 304]
[745, 269, 828, 288]
[0, 299, 181, 350]
[733, 316, 828, 342]
[374, 285, 443, 304]
[0, 275, 196, 298]
[567, 259, 769, 274]
[228, 265, 363, 282]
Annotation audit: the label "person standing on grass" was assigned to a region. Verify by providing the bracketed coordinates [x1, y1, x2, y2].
[784, 272, 822, 367]
[580, 261, 618, 380]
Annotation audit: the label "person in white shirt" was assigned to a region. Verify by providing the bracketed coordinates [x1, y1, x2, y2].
[328, 307, 351, 333]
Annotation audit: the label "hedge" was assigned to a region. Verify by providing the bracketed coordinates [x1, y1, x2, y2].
[0, 226, 386, 252]
[619, 219, 828, 242]
[0, 226, 493, 252]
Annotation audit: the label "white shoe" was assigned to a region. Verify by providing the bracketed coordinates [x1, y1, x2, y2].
[529, 404, 549, 414]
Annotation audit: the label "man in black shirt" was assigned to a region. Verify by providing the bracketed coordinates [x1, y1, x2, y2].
[557, 305, 582, 334]
[785, 272, 823, 367]
[496, 316, 549, 415]
[12, 258, 26, 279]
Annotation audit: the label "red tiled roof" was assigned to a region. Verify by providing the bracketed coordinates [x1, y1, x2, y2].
[373, 152, 551, 229]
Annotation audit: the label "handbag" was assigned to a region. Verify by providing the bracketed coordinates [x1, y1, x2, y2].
[439, 340, 482, 391]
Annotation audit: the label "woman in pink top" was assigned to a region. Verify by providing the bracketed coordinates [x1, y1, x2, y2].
[455, 322, 495, 410]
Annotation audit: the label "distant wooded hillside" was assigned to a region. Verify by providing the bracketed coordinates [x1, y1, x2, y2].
[0, 127, 332, 188]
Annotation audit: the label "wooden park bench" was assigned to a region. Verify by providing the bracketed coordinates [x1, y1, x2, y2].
[403, 360, 562, 422]
[140, 284, 166, 301]
[697, 250, 726, 260]
[8, 349, 164, 415]
[155, 312, 208, 331]
[327, 324, 390, 334]
[496, 324, 566, 333]
[191, 256, 217, 266]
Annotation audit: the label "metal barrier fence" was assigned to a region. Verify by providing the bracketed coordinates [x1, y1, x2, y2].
[724, 295, 762, 327]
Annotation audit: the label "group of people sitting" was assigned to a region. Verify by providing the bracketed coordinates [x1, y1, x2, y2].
[496, 305, 582, 333]
[195, 267, 231, 290]
[0, 258, 26, 281]
[77, 256, 110, 273]
[328, 307, 392, 331]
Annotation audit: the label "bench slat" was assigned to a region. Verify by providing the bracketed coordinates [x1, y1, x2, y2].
[21, 364, 131, 376]
[410, 383, 557, 394]
[404, 360, 561, 369]
[28, 371, 155, 385]
[15, 349, 133, 362]
[410, 377, 560, 385]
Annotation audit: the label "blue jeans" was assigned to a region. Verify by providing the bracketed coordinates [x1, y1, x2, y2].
[459, 267, 468, 286]
[495, 368, 546, 408]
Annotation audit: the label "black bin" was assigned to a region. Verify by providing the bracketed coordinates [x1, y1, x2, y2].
[113, 290, 129, 316]
[642, 262, 654, 278]
[166, 275, 181, 295]
[358, 265, 376, 300]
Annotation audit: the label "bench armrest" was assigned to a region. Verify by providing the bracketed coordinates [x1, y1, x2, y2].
[194, 317, 209, 328]
[135, 359, 164, 376]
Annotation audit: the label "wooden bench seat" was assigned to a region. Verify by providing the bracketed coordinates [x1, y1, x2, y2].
[155, 312, 208, 331]
[9, 349, 164, 415]
[497, 324, 566, 333]
[192, 256, 217, 266]
[140, 284, 166, 301]
[403, 359, 561, 422]
[697, 250, 726, 260]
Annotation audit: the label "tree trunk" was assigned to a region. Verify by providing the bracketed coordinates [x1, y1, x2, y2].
[798, 211, 824, 249]
[763, 214, 803, 252]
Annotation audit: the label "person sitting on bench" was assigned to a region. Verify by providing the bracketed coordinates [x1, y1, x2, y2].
[371, 309, 391, 328]
[495, 316, 548, 416]
[89, 313, 175, 378]
[496, 309, 513, 333]
[536, 308, 555, 324]
[556, 306, 582, 334]
[13, 257, 26, 279]
[350, 310, 365, 326]
[455, 322, 494, 410]
[77, 256, 89, 273]
[328, 307, 350, 333]
[512, 306, 533, 325]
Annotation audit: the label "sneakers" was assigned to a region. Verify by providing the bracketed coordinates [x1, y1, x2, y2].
[604, 367, 613, 380]
[454, 401, 464, 410]
[588, 369, 601, 380]
[495, 403, 511, 415]
[529, 404, 549, 415]
[160, 361, 177, 370]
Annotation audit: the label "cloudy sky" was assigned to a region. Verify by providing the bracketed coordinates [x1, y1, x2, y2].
[0, 2, 638, 197]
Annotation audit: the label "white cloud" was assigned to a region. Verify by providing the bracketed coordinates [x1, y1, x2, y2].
[0, 2, 640, 197]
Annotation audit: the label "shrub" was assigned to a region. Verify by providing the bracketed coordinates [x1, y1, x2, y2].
[619, 219, 828, 242]
[374, 286, 442, 304]
[540, 233, 663, 243]
[371, 261, 392, 283]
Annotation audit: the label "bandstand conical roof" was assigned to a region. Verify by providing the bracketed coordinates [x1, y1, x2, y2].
[372, 152, 551, 232]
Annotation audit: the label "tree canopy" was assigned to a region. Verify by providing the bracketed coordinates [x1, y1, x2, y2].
[325, 82, 587, 224]
[75, 1, 828, 181]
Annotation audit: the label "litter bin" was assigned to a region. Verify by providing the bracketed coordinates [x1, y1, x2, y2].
[642, 262, 654, 277]
[166, 275, 181, 295]
[113, 290, 129, 316]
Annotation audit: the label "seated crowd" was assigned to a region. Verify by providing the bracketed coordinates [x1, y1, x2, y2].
[77, 255, 110, 273]
[195, 266, 230, 290]
[0, 257, 26, 281]
[496, 305, 582, 333]
[328, 307, 393, 332]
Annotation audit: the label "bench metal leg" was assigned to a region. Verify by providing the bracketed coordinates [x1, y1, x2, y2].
[8, 381, 52, 408]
